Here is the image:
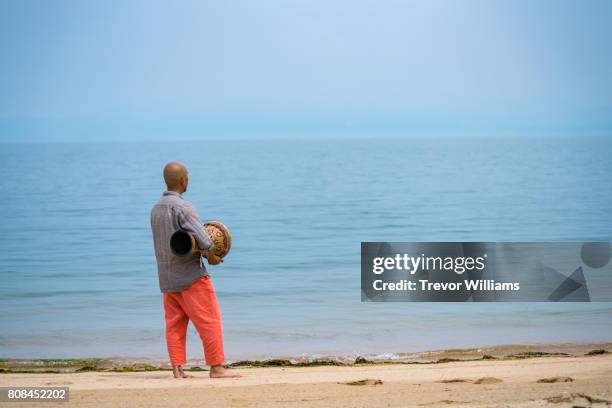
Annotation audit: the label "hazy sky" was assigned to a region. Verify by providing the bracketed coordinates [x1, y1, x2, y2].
[1, 0, 611, 141]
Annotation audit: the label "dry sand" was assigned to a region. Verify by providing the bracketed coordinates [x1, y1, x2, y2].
[2, 354, 612, 407]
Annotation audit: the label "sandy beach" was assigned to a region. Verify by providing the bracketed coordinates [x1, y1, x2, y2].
[2, 352, 611, 407]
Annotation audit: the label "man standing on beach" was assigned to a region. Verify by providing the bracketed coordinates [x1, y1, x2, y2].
[150, 162, 240, 379]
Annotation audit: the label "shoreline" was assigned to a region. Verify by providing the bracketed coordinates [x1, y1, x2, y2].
[1, 353, 611, 407]
[2, 341, 610, 373]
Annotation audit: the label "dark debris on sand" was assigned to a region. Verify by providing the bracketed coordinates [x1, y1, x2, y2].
[343, 379, 383, 386]
[545, 392, 611, 404]
[537, 376, 574, 383]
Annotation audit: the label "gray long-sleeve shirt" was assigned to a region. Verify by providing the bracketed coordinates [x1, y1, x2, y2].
[150, 191, 214, 292]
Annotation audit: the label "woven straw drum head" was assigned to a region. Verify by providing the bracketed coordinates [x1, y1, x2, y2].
[203, 221, 232, 258]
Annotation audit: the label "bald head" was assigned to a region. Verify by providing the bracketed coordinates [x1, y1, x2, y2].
[163, 162, 189, 193]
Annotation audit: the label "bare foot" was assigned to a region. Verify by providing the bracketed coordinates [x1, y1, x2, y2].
[172, 365, 194, 378]
[209, 365, 242, 378]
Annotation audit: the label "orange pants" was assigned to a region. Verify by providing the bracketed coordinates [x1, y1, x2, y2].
[163, 276, 225, 366]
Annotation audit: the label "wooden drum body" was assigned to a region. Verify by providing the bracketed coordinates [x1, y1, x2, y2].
[170, 220, 232, 259]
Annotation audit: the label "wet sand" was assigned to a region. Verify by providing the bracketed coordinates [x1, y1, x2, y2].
[2, 353, 611, 407]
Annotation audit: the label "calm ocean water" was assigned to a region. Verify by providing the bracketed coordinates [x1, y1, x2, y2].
[1, 136, 612, 361]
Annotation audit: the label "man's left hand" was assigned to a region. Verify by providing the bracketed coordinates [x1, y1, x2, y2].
[204, 250, 223, 265]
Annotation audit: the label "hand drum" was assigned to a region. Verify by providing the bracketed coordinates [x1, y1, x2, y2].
[203, 221, 232, 258]
[170, 220, 232, 258]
